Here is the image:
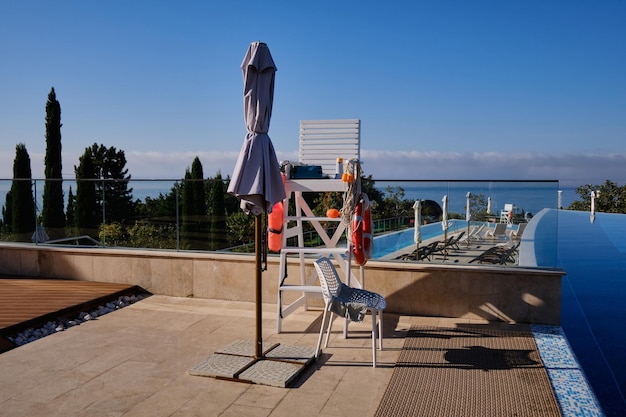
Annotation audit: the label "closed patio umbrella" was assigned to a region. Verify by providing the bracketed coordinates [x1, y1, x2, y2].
[191, 42, 313, 387]
[465, 192, 471, 246]
[442, 195, 448, 232]
[442, 195, 448, 259]
[413, 200, 422, 248]
[227, 41, 286, 358]
[228, 42, 285, 216]
[590, 190, 597, 223]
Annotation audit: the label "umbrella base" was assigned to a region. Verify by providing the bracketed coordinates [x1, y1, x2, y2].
[189, 340, 316, 388]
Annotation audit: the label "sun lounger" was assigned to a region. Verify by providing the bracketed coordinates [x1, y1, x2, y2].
[484, 223, 507, 239]
[446, 231, 465, 250]
[418, 241, 440, 260]
[460, 223, 486, 244]
[509, 223, 527, 240]
[396, 241, 440, 261]
[469, 242, 520, 265]
[433, 231, 466, 254]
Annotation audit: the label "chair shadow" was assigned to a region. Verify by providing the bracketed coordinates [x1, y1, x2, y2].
[444, 346, 540, 371]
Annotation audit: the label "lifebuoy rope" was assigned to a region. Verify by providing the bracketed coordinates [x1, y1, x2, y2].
[341, 158, 361, 227]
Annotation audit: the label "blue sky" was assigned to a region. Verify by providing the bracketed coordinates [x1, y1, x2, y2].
[1, 1, 625, 187]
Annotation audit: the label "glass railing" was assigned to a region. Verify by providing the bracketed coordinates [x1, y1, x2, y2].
[370, 180, 560, 267]
[0, 178, 561, 267]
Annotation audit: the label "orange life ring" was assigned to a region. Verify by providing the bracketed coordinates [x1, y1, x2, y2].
[352, 193, 373, 266]
[362, 195, 373, 260]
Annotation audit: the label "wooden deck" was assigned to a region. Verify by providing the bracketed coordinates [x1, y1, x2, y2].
[0, 277, 147, 352]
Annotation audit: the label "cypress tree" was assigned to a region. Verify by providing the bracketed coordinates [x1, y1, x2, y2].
[11, 144, 36, 237]
[209, 171, 226, 250]
[190, 156, 206, 217]
[181, 157, 208, 250]
[2, 190, 13, 234]
[181, 169, 193, 248]
[41, 87, 65, 236]
[66, 186, 75, 230]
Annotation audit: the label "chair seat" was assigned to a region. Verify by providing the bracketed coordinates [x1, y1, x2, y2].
[330, 284, 386, 322]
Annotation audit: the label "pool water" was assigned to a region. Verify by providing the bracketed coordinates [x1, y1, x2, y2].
[554, 210, 626, 416]
[372, 220, 468, 258]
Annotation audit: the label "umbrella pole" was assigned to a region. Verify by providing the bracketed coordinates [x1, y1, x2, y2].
[255, 213, 263, 359]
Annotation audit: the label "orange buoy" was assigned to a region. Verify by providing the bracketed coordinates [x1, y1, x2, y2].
[326, 208, 340, 218]
[268, 172, 287, 253]
[268, 201, 284, 252]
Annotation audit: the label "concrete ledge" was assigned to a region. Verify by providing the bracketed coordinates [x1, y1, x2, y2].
[0, 243, 564, 325]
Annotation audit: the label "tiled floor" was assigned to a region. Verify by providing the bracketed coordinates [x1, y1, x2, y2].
[0, 295, 604, 417]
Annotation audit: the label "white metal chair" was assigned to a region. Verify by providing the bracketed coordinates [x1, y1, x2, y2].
[313, 257, 386, 367]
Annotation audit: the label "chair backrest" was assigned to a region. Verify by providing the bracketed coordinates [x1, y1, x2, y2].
[314, 257, 344, 302]
[494, 223, 507, 235]
[299, 119, 361, 177]
[504, 203, 514, 212]
[470, 223, 486, 237]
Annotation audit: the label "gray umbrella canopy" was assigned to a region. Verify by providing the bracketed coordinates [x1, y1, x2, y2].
[228, 42, 286, 215]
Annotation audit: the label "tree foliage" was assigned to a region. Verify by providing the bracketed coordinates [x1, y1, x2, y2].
[1, 190, 13, 234]
[226, 211, 255, 247]
[568, 180, 626, 213]
[66, 186, 75, 228]
[72, 143, 136, 238]
[74, 149, 99, 236]
[181, 156, 208, 249]
[10, 144, 36, 236]
[88, 143, 135, 223]
[378, 186, 413, 219]
[190, 157, 207, 217]
[209, 171, 227, 250]
[41, 87, 66, 234]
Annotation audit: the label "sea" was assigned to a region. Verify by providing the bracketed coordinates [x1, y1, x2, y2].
[374, 180, 576, 217]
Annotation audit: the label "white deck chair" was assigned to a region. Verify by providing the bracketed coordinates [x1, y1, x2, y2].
[313, 257, 386, 367]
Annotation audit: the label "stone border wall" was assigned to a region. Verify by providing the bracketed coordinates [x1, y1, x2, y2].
[0, 243, 563, 324]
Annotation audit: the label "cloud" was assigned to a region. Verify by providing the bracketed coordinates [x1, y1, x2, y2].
[360, 150, 626, 187]
[1, 149, 625, 188]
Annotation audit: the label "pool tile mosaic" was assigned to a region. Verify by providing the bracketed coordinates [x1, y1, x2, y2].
[532, 325, 605, 417]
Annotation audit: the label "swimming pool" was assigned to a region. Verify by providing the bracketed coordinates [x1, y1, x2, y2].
[518, 208, 626, 416]
[372, 220, 468, 258]
[553, 209, 626, 416]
